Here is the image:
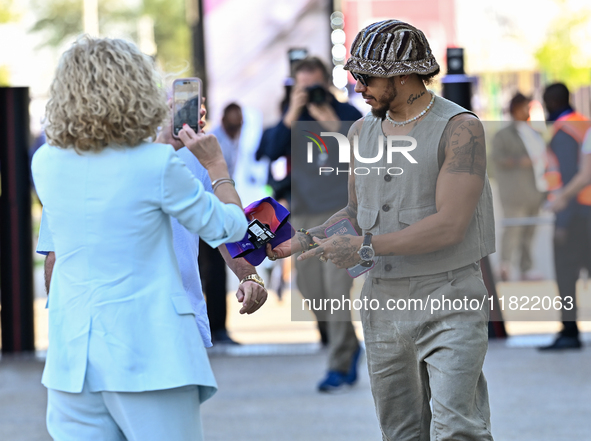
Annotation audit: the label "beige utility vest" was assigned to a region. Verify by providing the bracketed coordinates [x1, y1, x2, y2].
[355, 95, 495, 278]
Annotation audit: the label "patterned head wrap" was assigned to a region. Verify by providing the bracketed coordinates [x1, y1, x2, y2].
[344, 20, 440, 77]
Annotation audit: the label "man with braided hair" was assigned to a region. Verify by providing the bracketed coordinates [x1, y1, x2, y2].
[268, 20, 495, 440]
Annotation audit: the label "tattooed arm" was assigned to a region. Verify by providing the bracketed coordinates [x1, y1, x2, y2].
[373, 113, 485, 256]
[288, 173, 359, 255]
[300, 113, 486, 267]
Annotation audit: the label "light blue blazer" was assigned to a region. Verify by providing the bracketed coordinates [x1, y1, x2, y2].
[32, 142, 247, 399]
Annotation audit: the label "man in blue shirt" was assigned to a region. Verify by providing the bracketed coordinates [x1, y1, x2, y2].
[201, 103, 244, 344]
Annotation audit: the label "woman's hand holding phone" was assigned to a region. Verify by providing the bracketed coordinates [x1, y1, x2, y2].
[172, 78, 202, 138]
[156, 97, 207, 149]
[178, 125, 225, 170]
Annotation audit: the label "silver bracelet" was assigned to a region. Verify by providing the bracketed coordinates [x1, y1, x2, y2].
[212, 178, 235, 192]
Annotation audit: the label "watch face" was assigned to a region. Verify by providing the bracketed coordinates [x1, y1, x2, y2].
[359, 246, 375, 261]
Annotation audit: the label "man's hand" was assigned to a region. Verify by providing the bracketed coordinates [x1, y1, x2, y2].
[219, 246, 268, 314]
[265, 228, 324, 260]
[265, 239, 294, 260]
[283, 85, 308, 127]
[548, 191, 569, 213]
[308, 103, 341, 132]
[236, 281, 267, 314]
[298, 235, 363, 269]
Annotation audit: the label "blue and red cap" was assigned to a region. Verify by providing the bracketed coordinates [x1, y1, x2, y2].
[226, 197, 294, 266]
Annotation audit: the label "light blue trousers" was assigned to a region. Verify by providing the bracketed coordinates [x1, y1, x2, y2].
[47, 380, 204, 441]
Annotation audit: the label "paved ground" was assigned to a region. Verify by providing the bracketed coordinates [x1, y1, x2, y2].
[203, 339, 591, 441]
[2, 264, 591, 440]
[2, 337, 591, 441]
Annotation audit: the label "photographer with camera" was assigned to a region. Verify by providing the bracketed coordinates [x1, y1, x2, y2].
[266, 57, 362, 392]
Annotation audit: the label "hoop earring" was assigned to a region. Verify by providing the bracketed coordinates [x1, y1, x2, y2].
[401, 79, 405, 85]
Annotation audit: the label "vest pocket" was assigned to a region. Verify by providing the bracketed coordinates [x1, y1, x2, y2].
[398, 204, 438, 228]
[357, 205, 379, 233]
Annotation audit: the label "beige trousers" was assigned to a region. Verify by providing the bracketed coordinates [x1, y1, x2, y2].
[292, 212, 359, 373]
[500, 196, 544, 273]
[360, 263, 494, 441]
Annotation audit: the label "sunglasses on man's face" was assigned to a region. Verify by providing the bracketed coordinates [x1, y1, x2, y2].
[351, 72, 372, 86]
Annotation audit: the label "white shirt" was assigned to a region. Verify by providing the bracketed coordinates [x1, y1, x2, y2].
[515, 121, 548, 192]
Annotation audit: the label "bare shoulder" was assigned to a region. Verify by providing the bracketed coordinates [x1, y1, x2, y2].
[347, 117, 366, 141]
[440, 113, 486, 179]
[442, 113, 483, 141]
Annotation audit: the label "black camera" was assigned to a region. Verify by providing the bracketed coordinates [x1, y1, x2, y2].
[307, 85, 328, 104]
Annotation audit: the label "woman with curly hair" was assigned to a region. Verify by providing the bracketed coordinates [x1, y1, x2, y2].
[32, 36, 251, 440]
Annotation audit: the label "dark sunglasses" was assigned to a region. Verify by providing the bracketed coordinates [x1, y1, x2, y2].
[351, 72, 372, 86]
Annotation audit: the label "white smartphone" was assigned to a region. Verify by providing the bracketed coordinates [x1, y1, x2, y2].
[172, 77, 202, 139]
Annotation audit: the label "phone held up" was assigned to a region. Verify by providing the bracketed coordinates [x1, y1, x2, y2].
[172, 78, 202, 139]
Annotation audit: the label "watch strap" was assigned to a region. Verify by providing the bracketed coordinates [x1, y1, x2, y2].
[240, 274, 265, 288]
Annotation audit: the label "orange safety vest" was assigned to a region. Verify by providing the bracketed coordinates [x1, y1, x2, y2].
[545, 111, 591, 205]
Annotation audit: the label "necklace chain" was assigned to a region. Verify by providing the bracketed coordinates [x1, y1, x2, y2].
[386, 91, 435, 127]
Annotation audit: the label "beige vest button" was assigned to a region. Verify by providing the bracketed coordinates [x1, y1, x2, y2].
[384, 174, 392, 182]
[385, 264, 392, 272]
[382, 204, 390, 212]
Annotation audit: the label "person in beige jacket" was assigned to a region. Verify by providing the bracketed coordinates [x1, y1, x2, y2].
[492, 93, 547, 281]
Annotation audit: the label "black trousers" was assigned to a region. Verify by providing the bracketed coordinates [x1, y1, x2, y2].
[553, 214, 591, 336]
[198, 239, 228, 333]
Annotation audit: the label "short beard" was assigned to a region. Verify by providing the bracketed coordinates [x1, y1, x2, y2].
[371, 77, 397, 119]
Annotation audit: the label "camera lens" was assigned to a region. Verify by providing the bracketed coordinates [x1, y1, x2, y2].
[307, 85, 327, 104]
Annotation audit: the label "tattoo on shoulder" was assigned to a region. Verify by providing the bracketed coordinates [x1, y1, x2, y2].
[442, 116, 486, 178]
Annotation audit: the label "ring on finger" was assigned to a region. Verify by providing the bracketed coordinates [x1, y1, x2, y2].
[254, 299, 260, 304]
[319, 255, 327, 263]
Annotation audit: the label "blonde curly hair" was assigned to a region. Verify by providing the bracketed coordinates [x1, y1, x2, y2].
[45, 36, 169, 152]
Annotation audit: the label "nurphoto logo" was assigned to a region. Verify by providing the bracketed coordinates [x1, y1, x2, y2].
[304, 131, 419, 176]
